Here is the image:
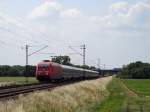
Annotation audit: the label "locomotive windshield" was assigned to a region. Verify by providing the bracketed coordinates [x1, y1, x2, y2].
[38, 64, 49, 71]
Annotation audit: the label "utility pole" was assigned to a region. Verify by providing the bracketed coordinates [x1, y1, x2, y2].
[24, 44, 48, 83]
[97, 58, 100, 69]
[82, 44, 86, 67]
[104, 64, 106, 70]
[68, 44, 86, 67]
[97, 58, 101, 75]
[83, 44, 86, 66]
[82, 44, 86, 77]
[25, 45, 29, 83]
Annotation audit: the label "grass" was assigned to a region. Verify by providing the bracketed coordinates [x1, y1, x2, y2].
[126, 97, 150, 112]
[122, 79, 150, 112]
[0, 76, 112, 112]
[91, 78, 126, 112]
[91, 78, 150, 112]
[0, 77, 39, 86]
[122, 79, 150, 96]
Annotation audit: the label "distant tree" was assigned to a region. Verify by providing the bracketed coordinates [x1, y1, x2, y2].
[119, 61, 150, 79]
[0, 65, 36, 77]
[81, 65, 90, 69]
[52, 55, 72, 65]
[73, 65, 82, 68]
[27, 65, 36, 77]
[0, 65, 11, 76]
[89, 66, 96, 70]
[11, 65, 25, 76]
[8, 68, 20, 76]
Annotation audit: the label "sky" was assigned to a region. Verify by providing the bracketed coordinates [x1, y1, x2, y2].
[0, 0, 150, 69]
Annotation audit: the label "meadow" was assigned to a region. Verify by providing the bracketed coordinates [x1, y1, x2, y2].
[91, 78, 150, 112]
[0, 77, 38, 87]
[91, 78, 126, 112]
[122, 79, 150, 96]
[122, 79, 150, 112]
[0, 76, 112, 112]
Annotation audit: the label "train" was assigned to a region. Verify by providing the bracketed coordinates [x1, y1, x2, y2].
[36, 60, 99, 82]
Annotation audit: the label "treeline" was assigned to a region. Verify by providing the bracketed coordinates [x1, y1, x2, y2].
[0, 64, 97, 77]
[51, 55, 97, 70]
[119, 61, 150, 79]
[0, 65, 35, 77]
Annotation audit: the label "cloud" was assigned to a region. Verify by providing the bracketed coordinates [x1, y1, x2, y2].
[60, 8, 82, 18]
[126, 2, 150, 23]
[26, 1, 150, 46]
[28, 1, 82, 19]
[28, 1, 62, 19]
[109, 1, 130, 14]
[91, 2, 150, 31]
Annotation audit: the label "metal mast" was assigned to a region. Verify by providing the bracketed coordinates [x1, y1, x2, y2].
[25, 45, 29, 83]
[82, 44, 86, 67]
[25, 44, 48, 83]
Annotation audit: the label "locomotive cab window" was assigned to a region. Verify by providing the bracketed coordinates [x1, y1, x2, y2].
[38, 64, 49, 71]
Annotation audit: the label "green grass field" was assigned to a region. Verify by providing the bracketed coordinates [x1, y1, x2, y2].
[92, 78, 150, 112]
[122, 79, 150, 112]
[0, 77, 39, 85]
[91, 78, 126, 112]
[122, 79, 150, 96]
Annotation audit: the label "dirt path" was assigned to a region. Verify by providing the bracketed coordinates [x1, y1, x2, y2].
[117, 79, 138, 97]
[117, 79, 145, 112]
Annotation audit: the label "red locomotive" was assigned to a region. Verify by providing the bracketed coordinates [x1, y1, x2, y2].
[36, 60, 99, 82]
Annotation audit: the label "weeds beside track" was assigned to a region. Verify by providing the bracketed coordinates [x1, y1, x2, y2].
[0, 77, 105, 100]
[0, 76, 113, 112]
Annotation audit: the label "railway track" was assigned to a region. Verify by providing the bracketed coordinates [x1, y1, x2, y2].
[0, 81, 77, 100]
[0, 76, 108, 100]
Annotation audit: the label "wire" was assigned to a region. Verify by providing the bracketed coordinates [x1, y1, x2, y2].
[28, 45, 48, 56]
[0, 40, 6, 45]
[0, 28, 27, 45]
[0, 26, 40, 45]
[2, 16, 54, 46]
[68, 46, 83, 56]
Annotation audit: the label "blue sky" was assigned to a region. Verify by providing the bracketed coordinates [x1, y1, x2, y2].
[0, 0, 150, 68]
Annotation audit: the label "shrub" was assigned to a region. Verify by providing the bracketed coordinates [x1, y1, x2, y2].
[119, 61, 150, 79]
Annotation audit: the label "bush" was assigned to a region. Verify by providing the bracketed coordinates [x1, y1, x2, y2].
[119, 61, 150, 79]
[0, 65, 35, 77]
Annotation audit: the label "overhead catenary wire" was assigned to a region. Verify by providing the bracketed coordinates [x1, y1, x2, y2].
[1, 13, 83, 56]
[1, 16, 57, 47]
[1, 13, 87, 52]
[5, 15, 85, 51]
[0, 27, 29, 45]
[0, 40, 6, 45]
[68, 45, 86, 66]
[68, 46, 83, 56]
[0, 38, 21, 48]
[0, 13, 92, 67]
[0, 26, 41, 45]
[0, 14, 47, 45]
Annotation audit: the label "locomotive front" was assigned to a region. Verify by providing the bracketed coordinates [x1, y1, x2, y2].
[36, 61, 51, 81]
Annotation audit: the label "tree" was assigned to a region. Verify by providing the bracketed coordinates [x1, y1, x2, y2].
[0, 65, 36, 77]
[8, 68, 19, 76]
[89, 66, 96, 70]
[81, 65, 90, 69]
[52, 55, 72, 65]
[0, 65, 11, 76]
[119, 61, 150, 79]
